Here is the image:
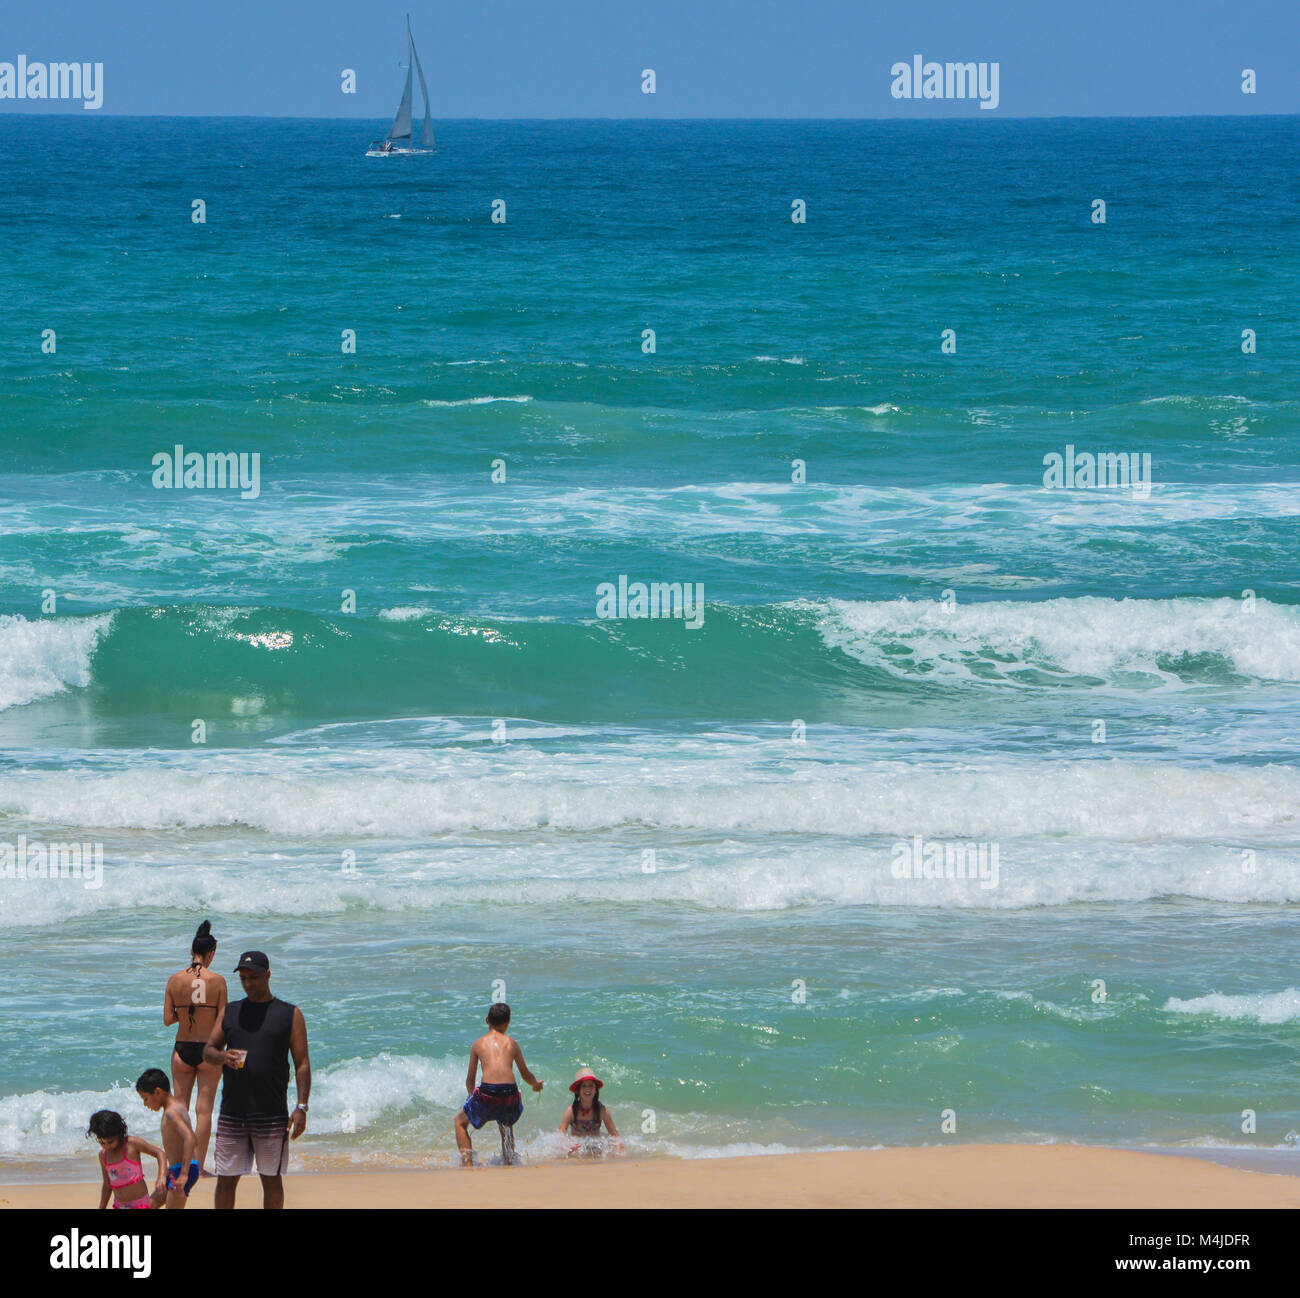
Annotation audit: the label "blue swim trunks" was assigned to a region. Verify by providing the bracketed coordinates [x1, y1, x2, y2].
[463, 1082, 523, 1129]
[166, 1160, 200, 1195]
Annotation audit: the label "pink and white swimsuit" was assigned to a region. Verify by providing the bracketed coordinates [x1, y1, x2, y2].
[104, 1149, 151, 1209]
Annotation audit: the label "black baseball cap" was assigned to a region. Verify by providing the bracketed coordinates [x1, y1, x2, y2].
[233, 951, 270, 973]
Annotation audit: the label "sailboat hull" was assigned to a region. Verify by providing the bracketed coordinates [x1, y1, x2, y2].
[365, 145, 436, 157]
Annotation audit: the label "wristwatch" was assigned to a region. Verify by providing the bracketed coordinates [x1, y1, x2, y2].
[295, 1103, 309, 1112]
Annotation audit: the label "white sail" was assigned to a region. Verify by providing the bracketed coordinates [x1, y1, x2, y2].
[388, 38, 414, 142]
[412, 32, 435, 149]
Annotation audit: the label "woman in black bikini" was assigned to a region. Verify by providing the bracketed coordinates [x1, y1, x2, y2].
[163, 920, 228, 1176]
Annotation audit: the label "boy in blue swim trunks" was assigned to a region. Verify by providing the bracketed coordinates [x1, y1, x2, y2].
[455, 1003, 543, 1167]
[136, 1068, 198, 1208]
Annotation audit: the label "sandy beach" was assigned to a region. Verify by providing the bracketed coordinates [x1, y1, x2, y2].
[4, 1146, 1297, 1210]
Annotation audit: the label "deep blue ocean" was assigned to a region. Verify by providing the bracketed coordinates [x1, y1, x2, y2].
[1, 116, 1298, 1172]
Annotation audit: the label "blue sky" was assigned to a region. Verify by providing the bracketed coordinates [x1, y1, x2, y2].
[2, 0, 1296, 117]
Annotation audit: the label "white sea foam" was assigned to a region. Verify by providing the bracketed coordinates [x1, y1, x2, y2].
[1163, 988, 1300, 1024]
[0, 1082, 142, 1158]
[0, 1055, 464, 1159]
[0, 1061, 857, 1164]
[1, 758, 1296, 842]
[816, 595, 1300, 685]
[0, 613, 113, 712]
[809, 403, 900, 414]
[377, 606, 435, 622]
[1138, 394, 1252, 407]
[0, 487, 1296, 582]
[305, 1053, 469, 1130]
[421, 395, 532, 407]
[1, 819, 1298, 928]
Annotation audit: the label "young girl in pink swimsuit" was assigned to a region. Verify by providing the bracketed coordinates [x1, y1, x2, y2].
[89, 1110, 166, 1209]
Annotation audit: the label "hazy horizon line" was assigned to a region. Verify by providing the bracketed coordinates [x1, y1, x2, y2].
[1, 111, 1293, 123]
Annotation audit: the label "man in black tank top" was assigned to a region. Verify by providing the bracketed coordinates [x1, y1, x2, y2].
[203, 951, 311, 1209]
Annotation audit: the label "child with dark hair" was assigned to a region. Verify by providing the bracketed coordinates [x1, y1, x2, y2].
[88, 1110, 165, 1210]
[454, 1003, 543, 1167]
[558, 1067, 622, 1156]
[137, 1068, 199, 1208]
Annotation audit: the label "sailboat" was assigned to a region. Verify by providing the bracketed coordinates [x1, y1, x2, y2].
[366, 15, 436, 156]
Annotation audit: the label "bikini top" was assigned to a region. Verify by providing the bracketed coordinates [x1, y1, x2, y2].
[176, 967, 221, 1029]
[572, 1105, 602, 1135]
[104, 1150, 144, 1192]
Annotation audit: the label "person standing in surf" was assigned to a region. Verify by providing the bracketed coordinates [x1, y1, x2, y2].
[455, 1002, 543, 1167]
[163, 920, 227, 1176]
[203, 950, 311, 1210]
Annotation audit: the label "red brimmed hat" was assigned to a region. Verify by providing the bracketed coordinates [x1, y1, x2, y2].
[569, 1067, 604, 1093]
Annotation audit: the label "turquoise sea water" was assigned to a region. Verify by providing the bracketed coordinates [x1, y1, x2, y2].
[1, 116, 1299, 1172]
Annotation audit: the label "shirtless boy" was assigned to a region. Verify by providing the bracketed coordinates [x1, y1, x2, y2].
[454, 1003, 542, 1166]
[136, 1068, 198, 1208]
